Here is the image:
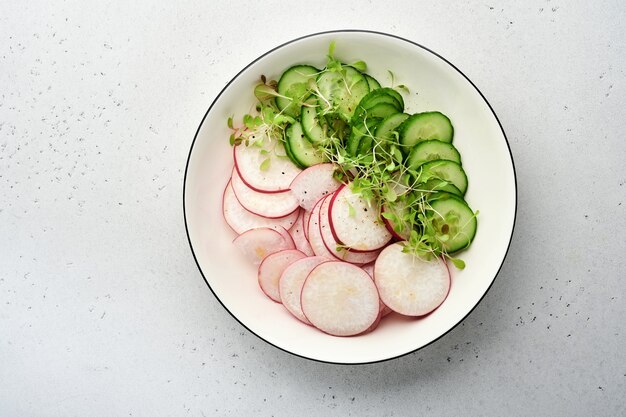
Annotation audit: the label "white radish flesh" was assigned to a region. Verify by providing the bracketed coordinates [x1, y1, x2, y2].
[234, 139, 301, 193]
[278, 256, 327, 324]
[258, 249, 306, 302]
[306, 197, 336, 260]
[231, 168, 299, 218]
[289, 211, 314, 257]
[374, 243, 450, 316]
[276, 225, 296, 249]
[302, 210, 312, 240]
[318, 195, 380, 265]
[329, 184, 392, 251]
[301, 262, 380, 336]
[223, 182, 299, 234]
[233, 227, 294, 266]
[289, 163, 341, 210]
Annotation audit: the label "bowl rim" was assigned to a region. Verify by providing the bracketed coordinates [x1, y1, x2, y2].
[183, 29, 518, 365]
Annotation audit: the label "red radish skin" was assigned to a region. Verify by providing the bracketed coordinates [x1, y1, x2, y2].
[328, 185, 393, 252]
[233, 227, 294, 266]
[374, 243, 451, 316]
[318, 196, 380, 265]
[301, 262, 380, 337]
[289, 163, 341, 210]
[258, 249, 306, 302]
[278, 256, 328, 324]
[234, 141, 301, 193]
[231, 168, 299, 218]
[222, 181, 300, 234]
[362, 263, 375, 279]
[288, 211, 314, 257]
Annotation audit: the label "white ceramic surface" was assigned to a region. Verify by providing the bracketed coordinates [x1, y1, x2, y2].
[184, 31, 516, 364]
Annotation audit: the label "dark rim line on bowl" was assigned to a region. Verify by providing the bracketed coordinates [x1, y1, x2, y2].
[183, 29, 518, 365]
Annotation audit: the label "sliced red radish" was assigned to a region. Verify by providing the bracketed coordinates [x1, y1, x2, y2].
[258, 249, 306, 302]
[362, 263, 375, 279]
[278, 256, 327, 324]
[329, 184, 393, 251]
[276, 225, 296, 249]
[231, 168, 299, 218]
[359, 310, 382, 335]
[234, 139, 301, 193]
[381, 201, 412, 240]
[223, 182, 299, 234]
[233, 227, 294, 266]
[381, 304, 393, 317]
[302, 210, 312, 241]
[374, 242, 450, 316]
[301, 262, 380, 336]
[318, 196, 380, 265]
[289, 163, 341, 210]
[288, 211, 314, 256]
[306, 197, 336, 260]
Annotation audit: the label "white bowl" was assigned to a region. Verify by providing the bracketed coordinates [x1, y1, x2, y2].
[184, 30, 516, 364]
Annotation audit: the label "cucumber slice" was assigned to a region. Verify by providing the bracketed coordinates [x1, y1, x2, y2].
[316, 66, 370, 121]
[359, 88, 403, 112]
[399, 112, 454, 151]
[427, 193, 477, 254]
[276, 65, 319, 117]
[419, 159, 468, 195]
[374, 112, 409, 142]
[347, 118, 380, 156]
[407, 140, 462, 169]
[300, 96, 329, 145]
[285, 122, 325, 168]
[361, 102, 399, 120]
[383, 88, 405, 111]
[418, 179, 463, 197]
[364, 74, 381, 90]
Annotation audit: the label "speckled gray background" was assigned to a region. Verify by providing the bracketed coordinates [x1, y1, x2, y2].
[1, 1, 625, 416]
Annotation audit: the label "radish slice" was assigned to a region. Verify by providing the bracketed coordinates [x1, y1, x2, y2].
[289, 163, 341, 210]
[302, 210, 312, 241]
[276, 225, 296, 249]
[381, 304, 393, 317]
[234, 140, 301, 193]
[329, 184, 392, 251]
[381, 201, 411, 240]
[301, 262, 380, 336]
[374, 243, 450, 316]
[231, 169, 299, 218]
[289, 211, 314, 256]
[223, 182, 299, 234]
[233, 227, 295, 266]
[360, 310, 382, 335]
[318, 196, 381, 265]
[362, 263, 375, 280]
[278, 256, 327, 324]
[306, 197, 336, 260]
[258, 249, 306, 302]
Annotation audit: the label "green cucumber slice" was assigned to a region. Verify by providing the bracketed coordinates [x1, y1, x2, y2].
[347, 118, 380, 156]
[276, 65, 319, 117]
[374, 112, 409, 142]
[399, 112, 454, 151]
[364, 74, 381, 90]
[285, 122, 325, 167]
[407, 139, 462, 169]
[418, 159, 468, 195]
[316, 66, 370, 121]
[427, 193, 477, 253]
[300, 96, 329, 145]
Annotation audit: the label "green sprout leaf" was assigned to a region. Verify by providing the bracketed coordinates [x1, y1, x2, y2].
[448, 257, 466, 270]
[351, 60, 367, 72]
[227, 116, 233, 129]
[259, 158, 271, 171]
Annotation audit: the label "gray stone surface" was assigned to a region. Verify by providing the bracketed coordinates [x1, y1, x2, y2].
[1, 1, 625, 416]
